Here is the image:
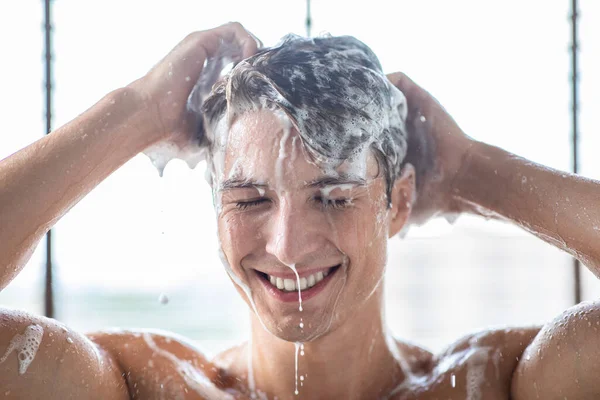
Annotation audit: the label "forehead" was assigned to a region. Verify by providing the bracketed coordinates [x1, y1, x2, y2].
[226, 109, 288, 159]
[220, 109, 378, 186]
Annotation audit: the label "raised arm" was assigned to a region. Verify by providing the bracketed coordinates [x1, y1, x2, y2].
[388, 72, 600, 272]
[0, 22, 259, 290]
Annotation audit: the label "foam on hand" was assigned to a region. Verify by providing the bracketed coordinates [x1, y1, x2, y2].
[143, 38, 246, 177]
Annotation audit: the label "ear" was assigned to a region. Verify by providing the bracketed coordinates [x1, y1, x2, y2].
[388, 164, 416, 238]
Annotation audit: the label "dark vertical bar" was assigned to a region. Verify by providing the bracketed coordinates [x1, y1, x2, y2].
[306, 0, 312, 38]
[44, 0, 55, 318]
[570, 0, 581, 305]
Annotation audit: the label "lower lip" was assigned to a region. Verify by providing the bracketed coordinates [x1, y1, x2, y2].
[255, 266, 340, 304]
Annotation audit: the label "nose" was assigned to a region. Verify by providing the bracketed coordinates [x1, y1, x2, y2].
[265, 197, 323, 266]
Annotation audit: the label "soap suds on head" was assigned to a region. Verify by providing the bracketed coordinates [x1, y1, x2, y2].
[0, 324, 44, 375]
[200, 34, 417, 206]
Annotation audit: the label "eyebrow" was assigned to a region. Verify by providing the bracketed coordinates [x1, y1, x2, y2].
[219, 178, 268, 191]
[304, 174, 367, 188]
[219, 174, 367, 192]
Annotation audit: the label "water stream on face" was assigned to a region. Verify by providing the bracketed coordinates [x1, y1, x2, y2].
[275, 113, 292, 190]
[289, 263, 303, 312]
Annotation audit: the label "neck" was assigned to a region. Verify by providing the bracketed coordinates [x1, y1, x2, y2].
[247, 288, 404, 400]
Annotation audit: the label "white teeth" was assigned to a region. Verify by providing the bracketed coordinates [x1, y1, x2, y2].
[284, 279, 295, 291]
[266, 269, 332, 292]
[299, 277, 308, 290]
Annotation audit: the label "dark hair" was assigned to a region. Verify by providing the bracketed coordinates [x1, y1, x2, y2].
[198, 34, 431, 204]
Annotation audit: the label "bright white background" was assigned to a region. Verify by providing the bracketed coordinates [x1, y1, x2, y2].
[0, 0, 598, 354]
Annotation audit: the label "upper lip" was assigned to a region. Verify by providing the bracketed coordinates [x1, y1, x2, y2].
[252, 264, 341, 279]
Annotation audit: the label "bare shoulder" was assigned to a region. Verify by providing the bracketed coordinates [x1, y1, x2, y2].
[512, 300, 600, 399]
[0, 307, 128, 399]
[437, 327, 541, 363]
[89, 329, 239, 399]
[390, 327, 540, 399]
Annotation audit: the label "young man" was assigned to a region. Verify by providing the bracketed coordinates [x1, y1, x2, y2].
[0, 22, 599, 400]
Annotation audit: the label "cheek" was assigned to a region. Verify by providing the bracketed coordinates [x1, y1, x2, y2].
[218, 211, 265, 268]
[336, 206, 388, 288]
[326, 210, 381, 264]
[335, 201, 388, 251]
[218, 214, 260, 265]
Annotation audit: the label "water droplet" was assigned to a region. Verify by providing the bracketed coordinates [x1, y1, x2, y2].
[158, 294, 169, 305]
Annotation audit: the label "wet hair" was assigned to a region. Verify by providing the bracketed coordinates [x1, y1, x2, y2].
[199, 34, 432, 204]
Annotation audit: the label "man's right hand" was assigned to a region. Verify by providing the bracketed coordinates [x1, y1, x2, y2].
[128, 22, 260, 147]
[0, 22, 260, 281]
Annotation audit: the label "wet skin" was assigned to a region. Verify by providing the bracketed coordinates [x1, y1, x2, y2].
[2, 109, 600, 399]
[2, 23, 600, 400]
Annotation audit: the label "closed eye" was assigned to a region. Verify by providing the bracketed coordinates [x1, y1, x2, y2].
[314, 197, 352, 210]
[235, 198, 269, 210]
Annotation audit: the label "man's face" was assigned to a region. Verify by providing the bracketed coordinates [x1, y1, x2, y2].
[215, 109, 394, 342]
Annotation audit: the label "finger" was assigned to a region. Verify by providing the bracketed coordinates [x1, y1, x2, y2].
[226, 22, 261, 58]
[165, 23, 258, 87]
[200, 22, 260, 59]
[387, 72, 422, 103]
[387, 72, 432, 118]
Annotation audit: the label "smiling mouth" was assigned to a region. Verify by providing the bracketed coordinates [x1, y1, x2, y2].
[257, 265, 341, 293]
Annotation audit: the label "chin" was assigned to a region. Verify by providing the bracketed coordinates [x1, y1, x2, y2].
[257, 309, 342, 343]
